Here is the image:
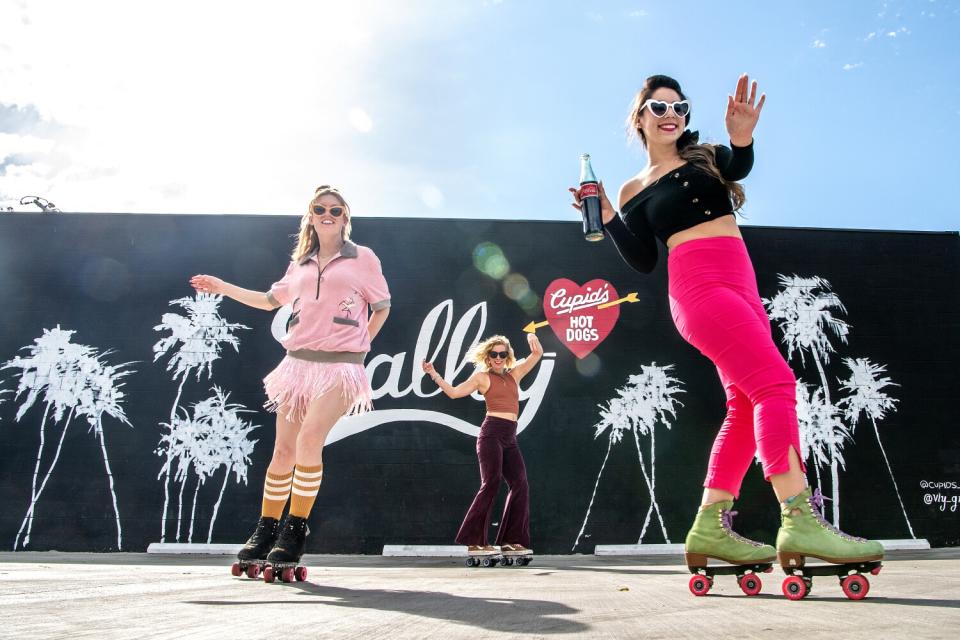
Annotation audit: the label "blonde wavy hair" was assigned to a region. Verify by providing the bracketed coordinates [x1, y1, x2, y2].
[470, 335, 516, 372]
[291, 185, 353, 262]
[626, 75, 746, 212]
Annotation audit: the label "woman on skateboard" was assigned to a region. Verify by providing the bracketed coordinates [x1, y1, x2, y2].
[569, 74, 883, 596]
[191, 185, 391, 581]
[422, 333, 543, 565]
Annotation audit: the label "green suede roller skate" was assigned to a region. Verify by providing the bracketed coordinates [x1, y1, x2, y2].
[776, 488, 884, 601]
[685, 501, 776, 597]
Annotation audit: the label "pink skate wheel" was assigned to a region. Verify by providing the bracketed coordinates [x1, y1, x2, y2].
[870, 566, 882, 576]
[246, 564, 261, 579]
[230, 563, 242, 577]
[281, 567, 295, 583]
[295, 566, 308, 582]
[841, 574, 869, 600]
[763, 566, 773, 573]
[782, 575, 808, 600]
[688, 574, 712, 597]
[263, 566, 275, 583]
[739, 574, 762, 596]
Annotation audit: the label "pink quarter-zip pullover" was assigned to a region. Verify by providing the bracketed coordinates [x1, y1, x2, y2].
[267, 241, 390, 354]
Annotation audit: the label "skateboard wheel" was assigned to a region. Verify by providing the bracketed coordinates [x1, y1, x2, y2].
[246, 564, 261, 579]
[782, 575, 808, 600]
[295, 566, 308, 582]
[231, 563, 242, 577]
[281, 567, 295, 583]
[841, 574, 869, 600]
[739, 574, 762, 596]
[263, 566, 275, 583]
[688, 574, 712, 597]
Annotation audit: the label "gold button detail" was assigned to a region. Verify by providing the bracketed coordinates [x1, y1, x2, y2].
[705, 210, 712, 216]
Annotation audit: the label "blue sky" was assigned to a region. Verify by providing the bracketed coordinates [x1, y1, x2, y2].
[1, 0, 958, 231]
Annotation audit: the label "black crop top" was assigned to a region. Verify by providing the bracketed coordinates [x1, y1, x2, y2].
[605, 141, 754, 273]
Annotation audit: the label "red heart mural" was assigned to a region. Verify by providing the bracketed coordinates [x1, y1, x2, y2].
[543, 278, 620, 359]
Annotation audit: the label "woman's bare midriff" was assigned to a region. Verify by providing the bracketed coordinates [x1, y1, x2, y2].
[486, 411, 518, 422]
[666, 215, 742, 252]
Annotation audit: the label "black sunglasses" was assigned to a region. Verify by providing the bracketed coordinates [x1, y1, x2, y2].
[488, 350, 509, 359]
[312, 205, 344, 217]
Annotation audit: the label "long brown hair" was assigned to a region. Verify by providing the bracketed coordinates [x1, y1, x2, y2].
[626, 75, 745, 211]
[291, 185, 353, 262]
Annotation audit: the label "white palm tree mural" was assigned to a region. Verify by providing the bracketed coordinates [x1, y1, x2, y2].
[765, 274, 850, 525]
[153, 293, 249, 542]
[573, 363, 684, 550]
[838, 357, 913, 538]
[159, 387, 259, 543]
[3, 327, 134, 549]
[795, 379, 851, 493]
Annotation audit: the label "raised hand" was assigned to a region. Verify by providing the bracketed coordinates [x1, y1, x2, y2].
[527, 332, 542, 353]
[725, 73, 765, 147]
[568, 180, 616, 224]
[421, 360, 436, 376]
[190, 274, 225, 294]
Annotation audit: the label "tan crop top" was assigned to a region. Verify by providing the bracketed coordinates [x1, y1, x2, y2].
[483, 370, 520, 414]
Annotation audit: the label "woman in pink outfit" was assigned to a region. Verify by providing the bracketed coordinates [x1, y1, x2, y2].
[191, 185, 390, 575]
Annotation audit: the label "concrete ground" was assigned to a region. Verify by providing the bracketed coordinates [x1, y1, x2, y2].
[1, 549, 958, 639]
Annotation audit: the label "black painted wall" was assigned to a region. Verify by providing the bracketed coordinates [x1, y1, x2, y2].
[0, 213, 957, 553]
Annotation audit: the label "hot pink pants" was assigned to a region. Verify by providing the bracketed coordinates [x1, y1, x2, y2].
[668, 236, 804, 497]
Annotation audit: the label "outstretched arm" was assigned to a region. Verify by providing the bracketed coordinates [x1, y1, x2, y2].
[190, 275, 276, 310]
[510, 333, 544, 382]
[422, 361, 486, 399]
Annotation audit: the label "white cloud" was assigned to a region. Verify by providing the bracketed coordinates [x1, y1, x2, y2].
[348, 108, 374, 134]
[812, 39, 827, 48]
[418, 183, 445, 210]
[842, 62, 864, 71]
[628, 9, 647, 18]
[0, 0, 467, 214]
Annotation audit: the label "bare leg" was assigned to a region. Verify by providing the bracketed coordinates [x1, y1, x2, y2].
[768, 446, 806, 503]
[295, 383, 352, 466]
[267, 410, 300, 474]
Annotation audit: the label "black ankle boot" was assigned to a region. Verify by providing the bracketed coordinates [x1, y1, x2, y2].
[266, 515, 310, 564]
[237, 516, 280, 561]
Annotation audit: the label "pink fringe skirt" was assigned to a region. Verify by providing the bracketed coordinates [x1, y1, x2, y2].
[263, 356, 373, 423]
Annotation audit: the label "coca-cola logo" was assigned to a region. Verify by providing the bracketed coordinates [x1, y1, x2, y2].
[543, 278, 620, 359]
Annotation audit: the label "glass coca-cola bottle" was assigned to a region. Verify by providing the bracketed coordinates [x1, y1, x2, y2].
[579, 154, 604, 241]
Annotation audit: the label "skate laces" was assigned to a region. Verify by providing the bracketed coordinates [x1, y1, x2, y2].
[809, 488, 866, 542]
[248, 518, 276, 545]
[720, 509, 764, 547]
[276, 517, 307, 547]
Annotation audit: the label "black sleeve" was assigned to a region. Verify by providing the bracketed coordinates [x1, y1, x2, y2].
[605, 212, 658, 274]
[714, 140, 754, 181]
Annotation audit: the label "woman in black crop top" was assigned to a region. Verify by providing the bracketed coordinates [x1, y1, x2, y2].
[570, 74, 883, 588]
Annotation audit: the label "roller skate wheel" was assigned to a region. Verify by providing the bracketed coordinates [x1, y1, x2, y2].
[841, 574, 869, 600]
[294, 566, 308, 582]
[246, 564, 261, 579]
[230, 563, 242, 577]
[738, 574, 762, 596]
[481, 557, 496, 568]
[281, 567, 295, 583]
[763, 566, 773, 573]
[263, 566, 275, 583]
[688, 574, 712, 597]
[782, 575, 808, 600]
[519, 558, 531, 566]
[464, 558, 476, 568]
[502, 558, 514, 567]
[870, 566, 882, 576]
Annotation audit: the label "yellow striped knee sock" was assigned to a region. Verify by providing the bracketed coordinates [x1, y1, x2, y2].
[288, 464, 324, 518]
[261, 470, 293, 520]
